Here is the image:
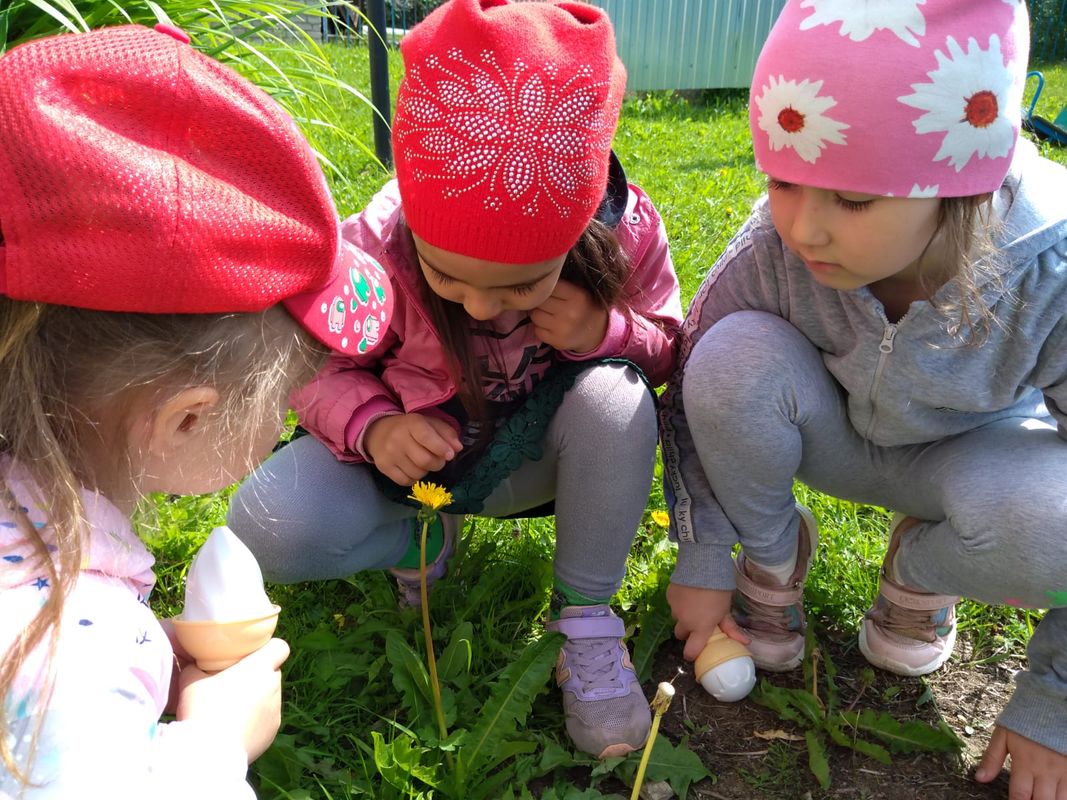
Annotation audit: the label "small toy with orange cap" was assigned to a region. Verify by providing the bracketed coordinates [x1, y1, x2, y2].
[694, 627, 756, 702]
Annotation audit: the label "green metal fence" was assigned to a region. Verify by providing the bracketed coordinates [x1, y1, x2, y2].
[1028, 0, 1067, 62]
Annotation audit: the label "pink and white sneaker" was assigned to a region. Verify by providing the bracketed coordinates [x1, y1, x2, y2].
[858, 514, 960, 677]
[731, 505, 819, 672]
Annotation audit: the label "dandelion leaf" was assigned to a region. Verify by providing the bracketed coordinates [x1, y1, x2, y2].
[842, 709, 964, 754]
[459, 630, 565, 788]
[805, 730, 831, 790]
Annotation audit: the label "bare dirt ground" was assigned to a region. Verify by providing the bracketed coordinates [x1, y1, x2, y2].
[646, 631, 1019, 800]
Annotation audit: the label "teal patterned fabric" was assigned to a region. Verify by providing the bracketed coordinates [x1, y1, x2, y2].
[374, 359, 651, 514]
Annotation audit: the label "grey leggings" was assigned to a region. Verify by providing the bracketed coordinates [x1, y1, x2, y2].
[227, 363, 657, 599]
[683, 311, 1067, 751]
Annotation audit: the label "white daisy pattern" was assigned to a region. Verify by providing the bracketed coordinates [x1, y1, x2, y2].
[898, 35, 1017, 172]
[798, 0, 927, 47]
[754, 75, 850, 164]
[394, 48, 613, 220]
[908, 184, 939, 198]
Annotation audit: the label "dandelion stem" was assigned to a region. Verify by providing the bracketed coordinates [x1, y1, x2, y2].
[420, 517, 450, 745]
[630, 682, 675, 800]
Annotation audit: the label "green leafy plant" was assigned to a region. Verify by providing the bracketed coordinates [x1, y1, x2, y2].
[751, 627, 964, 790]
[376, 623, 566, 798]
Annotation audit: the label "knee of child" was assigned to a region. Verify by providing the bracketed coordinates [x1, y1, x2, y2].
[948, 485, 1067, 564]
[552, 364, 658, 459]
[570, 363, 654, 419]
[684, 311, 813, 415]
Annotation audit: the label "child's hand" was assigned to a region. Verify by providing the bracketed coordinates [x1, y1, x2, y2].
[365, 413, 463, 486]
[530, 278, 609, 353]
[160, 617, 194, 715]
[667, 582, 750, 661]
[176, 638, 290, 763]
[976, 724, 1067, 798]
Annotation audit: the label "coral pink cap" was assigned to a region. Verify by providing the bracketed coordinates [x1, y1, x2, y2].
[750, 0, 1030, 198]
[0, 24, 392, 355]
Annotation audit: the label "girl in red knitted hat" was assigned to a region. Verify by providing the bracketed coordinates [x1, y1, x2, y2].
[228, 0, 682, 759]
[0, 24, 393, 796]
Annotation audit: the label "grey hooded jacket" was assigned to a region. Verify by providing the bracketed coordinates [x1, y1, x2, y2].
[662, 139, 1067, 591]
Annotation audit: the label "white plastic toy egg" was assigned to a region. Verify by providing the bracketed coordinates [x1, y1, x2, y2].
[694, 626, 756, 702]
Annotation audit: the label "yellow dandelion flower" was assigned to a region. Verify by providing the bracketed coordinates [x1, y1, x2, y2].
[409, 481, 453, 513]
[651, 510, 670, 528]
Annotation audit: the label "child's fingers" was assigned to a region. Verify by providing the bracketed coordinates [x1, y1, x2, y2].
[417, 417, 462, 457]
[718, 615, 751, 646]
[402, 440, 451, 474]
[248, 638, 290, 671]
[379, 458, 422, 486]
[682, 628, 714, 662]
[1010, 770, 1035, 800]
[159, 617, 193, 663]
[528, 307, 553, 331]
[975, 726, 1008, 783]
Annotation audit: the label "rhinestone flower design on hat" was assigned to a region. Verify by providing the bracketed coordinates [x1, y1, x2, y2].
[799, 0, 928, 46]
[899, 34, 1018, 172]
[753, 75, 849, 164]
[395, 48, 612, 221]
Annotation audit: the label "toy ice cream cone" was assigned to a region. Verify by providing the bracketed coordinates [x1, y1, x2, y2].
[172, 606, 281, 672]
[173, 527, 281, 672]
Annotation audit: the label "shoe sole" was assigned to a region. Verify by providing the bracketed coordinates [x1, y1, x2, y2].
[751, 647, 804, 672]
[857, 622, 957, 677]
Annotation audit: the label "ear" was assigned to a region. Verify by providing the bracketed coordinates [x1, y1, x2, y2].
[145, 386, 221, 458]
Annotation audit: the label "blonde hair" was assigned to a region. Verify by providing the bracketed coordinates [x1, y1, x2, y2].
[0, 299, 328, 784]
[920, 194, 1003, 345]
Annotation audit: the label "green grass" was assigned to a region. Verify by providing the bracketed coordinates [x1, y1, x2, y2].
[144, 43, 1067, 798]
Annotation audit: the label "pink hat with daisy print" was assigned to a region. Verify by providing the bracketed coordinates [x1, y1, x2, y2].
[749, 0, 1030, 199]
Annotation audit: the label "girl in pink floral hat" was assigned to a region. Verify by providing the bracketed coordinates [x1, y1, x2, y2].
[662, 0, 1067, 794]
[227, 0, 683, 760]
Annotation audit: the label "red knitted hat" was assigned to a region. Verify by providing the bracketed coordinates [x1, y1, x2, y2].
[0, 24, 393, 356]
[392, 0, 627, 264]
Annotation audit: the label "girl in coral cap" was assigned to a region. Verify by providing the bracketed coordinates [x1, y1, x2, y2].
[228, 0, 683, 759]
[0, 23, 393, 797]
[662, 1, 1067, 795]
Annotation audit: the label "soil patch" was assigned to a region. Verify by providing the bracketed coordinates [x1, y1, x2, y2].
[647, 631, 1019, 799]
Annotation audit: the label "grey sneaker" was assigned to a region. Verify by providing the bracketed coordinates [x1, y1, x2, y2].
[546, 605, 651, 759]
[389, 513, 458, 608]
[732, 504, 818, 672]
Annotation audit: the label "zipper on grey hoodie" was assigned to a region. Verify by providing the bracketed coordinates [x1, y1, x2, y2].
[864, 322, 898, 440]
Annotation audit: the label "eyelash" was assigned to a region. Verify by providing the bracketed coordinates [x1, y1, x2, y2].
[767, 179, 874, 213]
[430, 266, 537, 296]
[429, 267, 455, 286]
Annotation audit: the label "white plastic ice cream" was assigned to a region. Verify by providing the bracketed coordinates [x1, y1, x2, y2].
[181, 526, 275, 622]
